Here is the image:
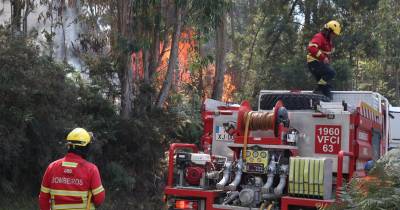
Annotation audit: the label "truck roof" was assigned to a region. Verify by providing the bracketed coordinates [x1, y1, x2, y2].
[389, 106, 400, 113]
[258, 90, 390, 113]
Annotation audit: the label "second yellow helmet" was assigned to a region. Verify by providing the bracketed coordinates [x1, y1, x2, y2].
[324, 20, 341, 35]
[66, 128, 91, 147]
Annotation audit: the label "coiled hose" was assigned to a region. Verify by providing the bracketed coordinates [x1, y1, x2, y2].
[242, 111, 275, 161]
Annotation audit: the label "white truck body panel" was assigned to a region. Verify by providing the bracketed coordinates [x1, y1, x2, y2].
[389, 106, 400, 149]
[259, 90, 391, 153]
[289, 111, 351, 173]
[212, 113, 237, 160]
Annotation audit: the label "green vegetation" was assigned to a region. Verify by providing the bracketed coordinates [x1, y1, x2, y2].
[329, 149, 400, 210]
[1, 0, 400, 209]
[0, 26, 193, 209]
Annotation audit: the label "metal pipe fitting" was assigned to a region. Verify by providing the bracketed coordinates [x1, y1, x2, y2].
[254, 176, 264, 187]
[273, 174, 287, 195]
[216, 161, 232, 190]
[262, 193, 279, 200]
[227, 158, 243, 191]
[222, 191, 239, 205]
[206, 171, 220, 179]
[261, 174, 274, 193]
[261, 160, 277, 193]
[274, 165, 289, 195]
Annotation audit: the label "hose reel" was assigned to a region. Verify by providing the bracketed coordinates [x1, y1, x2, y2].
[235, 100, 290, 161]
[237, 100, 290, 137]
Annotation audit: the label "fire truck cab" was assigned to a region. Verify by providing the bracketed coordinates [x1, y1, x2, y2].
[164, 90, 395, 210]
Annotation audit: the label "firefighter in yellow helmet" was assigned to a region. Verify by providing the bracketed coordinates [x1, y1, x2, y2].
[39, 128, 105, 210]
[307, 20, 341, 99]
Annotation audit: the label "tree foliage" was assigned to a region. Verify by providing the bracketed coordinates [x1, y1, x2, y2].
[225, 0, 400, 105]
[1, 0, 400, 209]
[329, 149, 400, 210]
[0, 27, 182, 209]
[0, 28, 78, 194]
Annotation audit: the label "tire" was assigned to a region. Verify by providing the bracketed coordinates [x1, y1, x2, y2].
[259, 92, 330, 110]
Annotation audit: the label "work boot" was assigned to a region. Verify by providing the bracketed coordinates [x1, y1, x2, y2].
[320, 84, 332, 101]
[317, 79, 328, 86]
[313, 85, 323, 95]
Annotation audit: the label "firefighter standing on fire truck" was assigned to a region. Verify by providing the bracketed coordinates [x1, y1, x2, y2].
[39, 128, 105, 210]
[307, 20, 341, 99]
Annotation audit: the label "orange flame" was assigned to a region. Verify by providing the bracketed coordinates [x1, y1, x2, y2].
[202, 64, 235, 102]
[155, 31, 195, 87]
[131, 30, 236, 102]
[222, 74, 236, 102]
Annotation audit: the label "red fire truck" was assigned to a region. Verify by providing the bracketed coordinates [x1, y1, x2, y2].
[164, 90, 395, 210]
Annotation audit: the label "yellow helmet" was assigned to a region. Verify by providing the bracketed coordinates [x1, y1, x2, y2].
[66, 128, 91, 147]
[324, 20, 341, 35]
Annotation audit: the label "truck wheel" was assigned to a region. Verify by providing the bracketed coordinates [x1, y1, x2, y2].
[259, 92, 330, 110]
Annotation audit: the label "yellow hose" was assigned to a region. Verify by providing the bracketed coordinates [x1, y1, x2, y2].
[267, 203, 273, 210]
[259, 202, 273, 210]
[242, 110, 275, 161]
[86, 191, 92, 210]
[242, 111, 252, 161]
[259, 202, 266, 210]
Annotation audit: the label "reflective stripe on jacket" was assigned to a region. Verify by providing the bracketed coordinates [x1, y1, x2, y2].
[39, 153, 105, 210]
[307, 32, 334, 63]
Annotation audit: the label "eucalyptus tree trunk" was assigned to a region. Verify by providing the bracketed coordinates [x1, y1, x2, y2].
[264, 0, 299, 59]
[147, 13, 161, 84]
[116, 0, 134, 119]
[61, 14, 68, 63]
[212, 14, 227, 100]
[302, 0, 312, 43]
[22, 0, 31, 35]
[143, 48, 150, 84]
[10, 0, 23, 33]
[156, 4, 182, 108]
[120, 54, 134, 119]
[229, 4, 236, 54]
[396, 65, 399, 99]
[229, 1, 241, 91]
[198, 30, 206, 99]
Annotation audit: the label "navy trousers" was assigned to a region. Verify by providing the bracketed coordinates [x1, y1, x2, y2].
[308, 61, 336, 82]
[308, 61, 336, 98]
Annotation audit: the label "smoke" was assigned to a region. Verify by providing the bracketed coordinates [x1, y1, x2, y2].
[54, 0, 82, 70]
[0, 1, 11, 24]
[0, 0, 82, 70]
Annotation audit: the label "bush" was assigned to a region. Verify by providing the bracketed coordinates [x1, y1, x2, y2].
[0, 29, 80, 195]
[331, 149, 400, 210]
[0, 27, 192, 209]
